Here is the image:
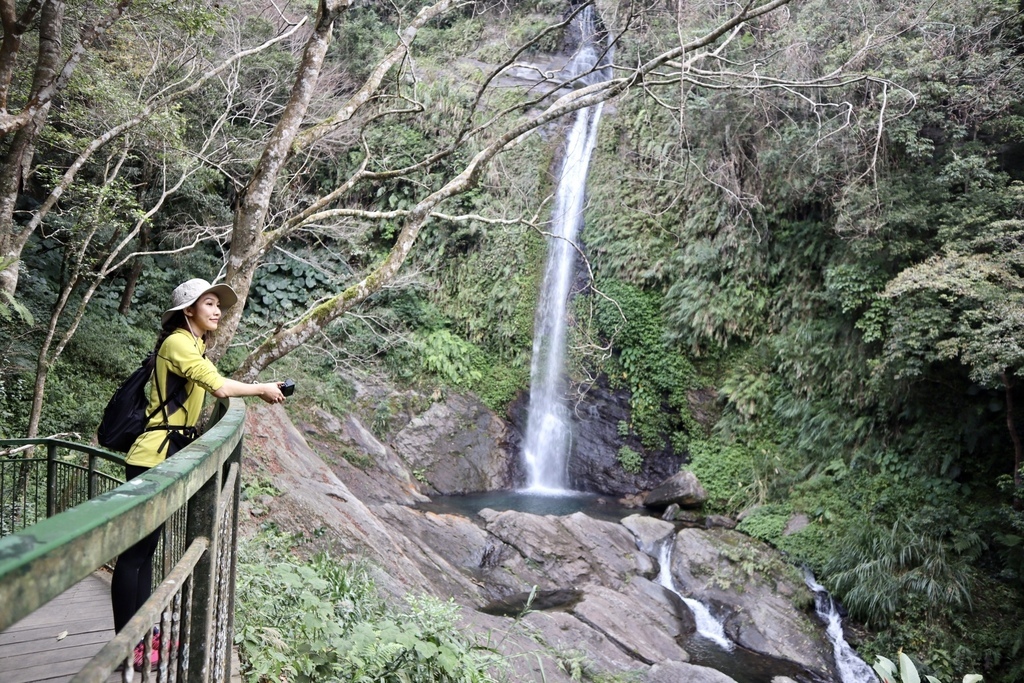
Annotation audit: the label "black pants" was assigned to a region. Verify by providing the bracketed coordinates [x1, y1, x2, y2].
[110, 464, 161, 634]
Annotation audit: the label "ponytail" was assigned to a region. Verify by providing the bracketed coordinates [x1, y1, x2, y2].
[155, 311, 184, 353]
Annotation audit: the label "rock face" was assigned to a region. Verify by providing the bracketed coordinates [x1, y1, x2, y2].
[508, 379, 685, 495]
[646, 661, 739, 683]
[392, 393, 515, 494]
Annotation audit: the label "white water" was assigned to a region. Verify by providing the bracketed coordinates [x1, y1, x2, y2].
[522, 8, 608, 493]
[656, 540, 733, 650]
[804, 570, 878, 683]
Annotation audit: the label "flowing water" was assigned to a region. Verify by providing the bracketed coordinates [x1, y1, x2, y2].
[805, 570, 878, 683]
[521, 8, 608, 494]
[655, 539, 733, 649]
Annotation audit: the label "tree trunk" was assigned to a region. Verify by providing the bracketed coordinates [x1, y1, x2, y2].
[118, 222, 149, 315]
[0, 0, 64, 296]
[209, 0, 347, 360]
[1003, 371, 1023, 510]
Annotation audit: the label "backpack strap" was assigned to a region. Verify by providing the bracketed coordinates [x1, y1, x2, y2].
[145, 355, 190, 428]
[144, 359, 197, 451]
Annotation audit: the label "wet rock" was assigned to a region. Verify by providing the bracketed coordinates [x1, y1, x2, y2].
[644, 471, 708, 509]
[507, 378, 685, 495]
[620, 493, 646, 508]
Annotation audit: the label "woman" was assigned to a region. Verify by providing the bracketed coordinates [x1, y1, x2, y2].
[111, 278, 285, 669]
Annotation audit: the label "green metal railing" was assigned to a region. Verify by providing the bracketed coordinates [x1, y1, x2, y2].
[0, 397, 246, 683]
[1, 438, 126, 537]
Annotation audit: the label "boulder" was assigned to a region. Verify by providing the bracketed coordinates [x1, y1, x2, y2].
[667, 528, 834, 678]
[571, 580, 693, 665]
[520, 610, 644, 675]
[479, 509, 654, 589]
[705, 515, 737, 530]
[645, 471, 708, 509]
[783, 514, 810, 536]
[645, 660, 739, 683]
[392, 393, 514, 494]
[621, 514, 675, 554]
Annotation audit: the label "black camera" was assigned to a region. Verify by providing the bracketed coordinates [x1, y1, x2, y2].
[280, 379, 296, 397]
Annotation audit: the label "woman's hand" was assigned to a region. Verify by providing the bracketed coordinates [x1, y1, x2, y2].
[260, 382, 286, 404]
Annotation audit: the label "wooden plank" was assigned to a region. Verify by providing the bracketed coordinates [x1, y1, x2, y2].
[0, 573, 117, 683]
[0, 629, 108, 657]
[0, 617, 112, 645]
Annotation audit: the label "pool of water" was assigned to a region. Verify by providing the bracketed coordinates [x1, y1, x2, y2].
[415, 489, 650, 523]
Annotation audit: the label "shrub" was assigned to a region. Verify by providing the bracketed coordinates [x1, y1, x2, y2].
[234, 533, 505, 683]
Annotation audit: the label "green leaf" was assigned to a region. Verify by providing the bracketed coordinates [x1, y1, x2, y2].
[875, 656, 897, 683]
[899, 652, 921, 683]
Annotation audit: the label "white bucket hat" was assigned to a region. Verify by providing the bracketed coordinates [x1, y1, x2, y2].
[161, 278, 238, 326]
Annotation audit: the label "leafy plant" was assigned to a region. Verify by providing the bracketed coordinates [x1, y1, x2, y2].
[874, 652, 982, 683]
[826, 518, 981, 628]
[235, 532, 505, 683]
[617, 446, 643, 474]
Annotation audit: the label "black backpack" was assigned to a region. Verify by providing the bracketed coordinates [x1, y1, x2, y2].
[97, 352, 187, 452]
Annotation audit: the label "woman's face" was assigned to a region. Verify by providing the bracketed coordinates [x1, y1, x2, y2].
[184, 293, 222, 336]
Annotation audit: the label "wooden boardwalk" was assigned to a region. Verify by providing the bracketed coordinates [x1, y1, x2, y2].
[0, 572, 120, 683]
[0, 572, 244, 683]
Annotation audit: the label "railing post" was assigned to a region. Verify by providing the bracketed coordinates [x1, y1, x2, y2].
[223, 439, 243, 681]
[185, 462, 223, 683]
[46, 442, 58, 518]
[87, 453, 97, 500]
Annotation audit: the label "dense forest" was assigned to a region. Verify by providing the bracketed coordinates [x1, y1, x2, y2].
[2, 0, 1024, 680]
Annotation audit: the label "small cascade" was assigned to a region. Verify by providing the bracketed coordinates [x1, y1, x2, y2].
[521, 7, 610, 494]
[656, 540, 733, 650]
[804, 570, 877, 683]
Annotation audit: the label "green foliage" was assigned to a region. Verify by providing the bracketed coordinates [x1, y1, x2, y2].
[235, 532, 505, 683]
[735, 505, 790, 544]
[592, 280, 700, 452]
[616, 446, 642, 475]
[826, 516, 983, 629]
[874, 652, 982, 683]
[248, 257, 340, 320]
[414, 330, 482, 387]
[877, 214, 1024, 388]
[683, 437, 758, 514]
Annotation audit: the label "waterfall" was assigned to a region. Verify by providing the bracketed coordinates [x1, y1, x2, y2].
[656, 540, 733, 650]
[804, 570, 877, 683]
[522, 8, 609, 493]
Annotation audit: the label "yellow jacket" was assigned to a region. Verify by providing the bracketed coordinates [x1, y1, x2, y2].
[125, 329, 225, 468]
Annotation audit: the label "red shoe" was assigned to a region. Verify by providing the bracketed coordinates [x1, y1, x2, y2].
[132, 638, 159, 671]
